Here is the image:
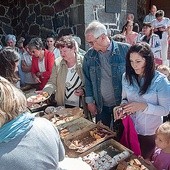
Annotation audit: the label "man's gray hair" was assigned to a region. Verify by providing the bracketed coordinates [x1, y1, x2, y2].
[85, 20, 107, 38]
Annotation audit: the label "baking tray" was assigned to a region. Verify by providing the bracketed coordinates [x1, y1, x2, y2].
[117, 156, 156, 170]
[57, 117, 94, 139]
[28, 103, 51, 113]
[63, 123, 116, 153]
[80, 138, 133, 170]
[42, 107, 84, 126]
[26, 91, 50, 103]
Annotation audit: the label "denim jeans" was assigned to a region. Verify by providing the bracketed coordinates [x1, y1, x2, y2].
[96, 105, 114, 127]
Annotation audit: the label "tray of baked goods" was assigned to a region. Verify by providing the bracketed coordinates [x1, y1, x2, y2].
[63, 123, 116, 154]
[42, 106, 84, 126]
[116, 157, 156, 170]
[28, 103, 51, 113]
[80, 138, 133, 170]
[57, 117, 94, 139]
[26, 91, 49, 103]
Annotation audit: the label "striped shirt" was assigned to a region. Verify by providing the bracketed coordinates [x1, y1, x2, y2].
[65, 65, 82, 106]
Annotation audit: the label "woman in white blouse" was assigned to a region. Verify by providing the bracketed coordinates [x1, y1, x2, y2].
[121, 43, 170, 159]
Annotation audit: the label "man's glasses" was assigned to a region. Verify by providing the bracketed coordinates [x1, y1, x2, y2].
[87, 34, 103, 46]
[88, 39, 98, 46]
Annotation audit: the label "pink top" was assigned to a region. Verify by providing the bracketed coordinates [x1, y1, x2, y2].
[152, 148, 170, 170]
[120, 115, 141, 156]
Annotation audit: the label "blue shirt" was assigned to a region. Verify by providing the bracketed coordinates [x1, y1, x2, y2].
[122, 71, 170, 135]
[83, 40, 129, 113]
[143, 13, 156, 23]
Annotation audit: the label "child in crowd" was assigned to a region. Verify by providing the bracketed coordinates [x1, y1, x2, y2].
[151, 121, 170, 170]
[157, 64, 170, 81]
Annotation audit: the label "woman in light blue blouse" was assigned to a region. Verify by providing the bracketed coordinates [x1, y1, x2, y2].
[121, 43, 170, 159]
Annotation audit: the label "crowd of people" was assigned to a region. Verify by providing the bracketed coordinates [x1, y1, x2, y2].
[0, 4, 170, 170]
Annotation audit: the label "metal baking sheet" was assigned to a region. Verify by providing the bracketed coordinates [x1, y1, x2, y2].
[41, 107, 84, 126]
[80, 138, 133, 170]
[57, 117, 94, 139]
[80, 138, 133, 157]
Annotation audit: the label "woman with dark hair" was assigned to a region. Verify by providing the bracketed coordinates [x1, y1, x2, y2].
[137, 22, 162, 66]
[45, 35, 60, 59]
[28, 37, 55, 90]
[0, 47, 20, 87]
[121, 43, 170, 159]
[121, 20, 138, 45]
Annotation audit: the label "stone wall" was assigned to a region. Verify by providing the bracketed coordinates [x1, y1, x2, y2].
[0, 0, 84, 46]
[0, 0, 138, 49]
[137, 0, 147, 30]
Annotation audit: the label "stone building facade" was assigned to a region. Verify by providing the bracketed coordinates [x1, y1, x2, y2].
[0, 0, 139, 50]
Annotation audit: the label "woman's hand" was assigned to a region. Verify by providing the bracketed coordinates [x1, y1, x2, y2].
[114, 106, 125, 120]
[122, 102, 148, 113]
[36, 72, 42, 77]
[87, 103, 97, 116]
[34, 76, 41, 83]
[27, 101, 33, 107]
[33, 74, 41, 83]
[36, 77, 41, 83]
[74, 88, 84, 96]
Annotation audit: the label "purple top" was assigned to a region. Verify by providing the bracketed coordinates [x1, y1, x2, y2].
[152, 148, 170, 170]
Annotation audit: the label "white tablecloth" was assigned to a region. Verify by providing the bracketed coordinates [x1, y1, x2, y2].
[58, 157, 92, 170]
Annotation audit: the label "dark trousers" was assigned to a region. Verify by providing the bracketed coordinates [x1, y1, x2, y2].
[138, 134, 155, 160]
[96, 105, 114, 128]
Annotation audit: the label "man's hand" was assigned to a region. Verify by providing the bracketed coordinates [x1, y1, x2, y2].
[87, 103, 97, 116]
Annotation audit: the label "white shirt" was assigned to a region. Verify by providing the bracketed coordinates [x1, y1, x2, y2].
[151, 17, 170, 41]
[138, 34, 162, 59]
[65, 65, 82, 106]
[38, 57, 46, 73]
[53, 48, 60, 59]
[22, 52, 37, 84]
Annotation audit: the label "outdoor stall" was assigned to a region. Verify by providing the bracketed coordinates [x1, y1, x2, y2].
[25, 91, 155, 170]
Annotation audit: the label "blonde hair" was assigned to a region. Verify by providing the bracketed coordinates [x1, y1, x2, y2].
[0, 76, 27, 127]
[156, 122, 170, 141]
[157, 65, 170, 80]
